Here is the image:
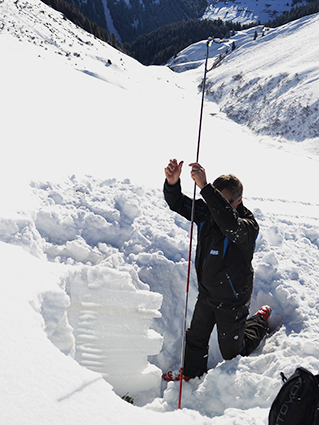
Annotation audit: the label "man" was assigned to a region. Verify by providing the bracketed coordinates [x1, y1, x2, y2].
[163, 159, 271, 381]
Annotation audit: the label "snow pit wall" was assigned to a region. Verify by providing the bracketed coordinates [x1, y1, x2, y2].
[1, 177, 180, 406]
[65, 265, 163, 405]
[37, 264, 164, 406]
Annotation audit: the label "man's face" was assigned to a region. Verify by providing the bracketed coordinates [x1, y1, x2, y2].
[221, 189, 242, 210]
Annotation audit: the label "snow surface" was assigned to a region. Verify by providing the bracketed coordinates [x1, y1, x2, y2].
[202, 0, 306, 26]
[169, 18, 319, 150]
[1, 1, 319, 424]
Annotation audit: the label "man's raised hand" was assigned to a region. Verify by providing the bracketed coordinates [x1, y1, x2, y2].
[165, 159, 184, 185]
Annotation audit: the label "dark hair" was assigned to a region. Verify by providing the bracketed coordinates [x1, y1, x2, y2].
[213, 174, 243, 201]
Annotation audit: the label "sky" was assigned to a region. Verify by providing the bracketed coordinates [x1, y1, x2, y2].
[1, 1, 319, 424]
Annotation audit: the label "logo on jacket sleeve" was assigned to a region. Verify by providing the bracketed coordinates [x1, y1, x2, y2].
[210, 250, 219, 255]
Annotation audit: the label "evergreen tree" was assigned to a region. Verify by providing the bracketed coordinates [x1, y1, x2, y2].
[125, 18, 250, 65]
[265, 0, 319, 27]
[40, 0, 124, 51]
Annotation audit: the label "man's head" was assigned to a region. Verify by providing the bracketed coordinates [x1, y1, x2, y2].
[213, 174, 243, 209]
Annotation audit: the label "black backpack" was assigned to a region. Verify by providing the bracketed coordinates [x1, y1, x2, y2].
[269, 367, 319, 425]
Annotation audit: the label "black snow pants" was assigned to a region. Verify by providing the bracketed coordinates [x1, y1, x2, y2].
[183, 297, 268, 379]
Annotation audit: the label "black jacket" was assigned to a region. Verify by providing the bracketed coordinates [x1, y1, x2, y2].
[164, 179, 259, 309]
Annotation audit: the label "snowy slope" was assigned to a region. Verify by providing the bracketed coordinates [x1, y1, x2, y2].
[204, 15, 319, 145]
[169, 17, 319, 148]
[1, 1, 319, 424]
[202, 0, 307, 25]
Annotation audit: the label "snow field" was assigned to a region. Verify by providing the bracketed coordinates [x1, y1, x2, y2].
[170, 16, 319, 147]
[202, 0, 301, 26]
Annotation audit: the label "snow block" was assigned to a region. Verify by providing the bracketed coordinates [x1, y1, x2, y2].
[66, 265, 163, 406]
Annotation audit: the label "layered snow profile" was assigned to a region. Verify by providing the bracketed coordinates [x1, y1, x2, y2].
[66, 266, 163, 404]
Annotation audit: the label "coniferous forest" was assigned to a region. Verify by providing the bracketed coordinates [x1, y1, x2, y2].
[41, 0, 123, 51]
[65, 0, 208, 42]
[125, 19, 245, 65]
[265, 0, 319, 27]
[40, 0, 319, 65]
